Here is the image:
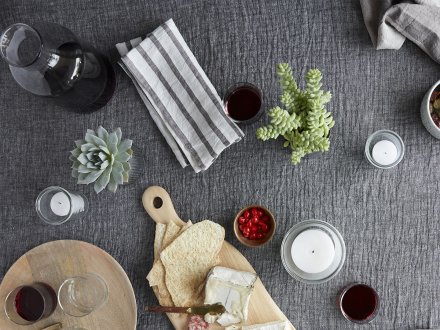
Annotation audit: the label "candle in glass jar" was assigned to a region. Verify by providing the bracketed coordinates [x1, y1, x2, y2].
[371, 140, 398, 166]
[291, 229, 335, 273]
[50, 192, 71, 217]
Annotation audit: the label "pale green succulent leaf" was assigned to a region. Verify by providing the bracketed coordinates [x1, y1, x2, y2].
[94, 167, 111, 194]
[107, 132, 118, 154]
[115, 128, 122, 143]
[117, 139, 133, 154]
[81, 143, 99, 153]
[77, 153, 89, 165]
[71, 168, 79, 178]
[96, 126, 109, 142]
[85, 133, 106, 147]
[107, 180, 118, 193]
[77, 169, 104, 185]
[86, 162, 98, 169]
[98, 152, 107, 161]
[99, 146, 110, 154]
[100, 159, 110, 169]
[78, 164, 92, 173]
[71, 147, 82, 158]
[122, 162, 131, 173]
[112, 168, 124, 185]
[115, 152, 131, 162]
[123, 172, 129, 183]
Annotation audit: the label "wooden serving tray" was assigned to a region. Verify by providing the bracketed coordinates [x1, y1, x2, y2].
[143, 186, 296, 330]
[0, 240, 137, 330]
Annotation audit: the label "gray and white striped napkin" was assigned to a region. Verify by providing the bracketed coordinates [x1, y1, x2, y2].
[116, 19, 244, 172]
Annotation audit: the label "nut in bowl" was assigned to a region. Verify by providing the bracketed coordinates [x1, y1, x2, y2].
[234, 205, 276, 247]
[421, 79, 440, 139]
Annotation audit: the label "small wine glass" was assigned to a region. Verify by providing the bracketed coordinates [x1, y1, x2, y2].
[4, 283, 57, 325]
[58, 273, 108, 317]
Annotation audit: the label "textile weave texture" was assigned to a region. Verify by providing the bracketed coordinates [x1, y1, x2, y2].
[1, 1, 440, 329]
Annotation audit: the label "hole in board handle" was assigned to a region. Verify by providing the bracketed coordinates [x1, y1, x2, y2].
[153, 197, 163, 209]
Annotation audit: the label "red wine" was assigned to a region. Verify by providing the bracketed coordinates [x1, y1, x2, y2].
[14, 284, 57, 322]
[340, 284, 378, 322]
[225, 84, 262, 122]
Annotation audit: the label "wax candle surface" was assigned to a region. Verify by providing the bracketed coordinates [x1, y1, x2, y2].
[372, 140, 398, 166]
[50, 192, 70, 217]
[291, 229, 335, 274]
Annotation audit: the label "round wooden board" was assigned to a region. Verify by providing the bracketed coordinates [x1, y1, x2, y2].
[0, 240, 137, 330]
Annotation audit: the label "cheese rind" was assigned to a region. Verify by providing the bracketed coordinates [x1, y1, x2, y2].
[204, 266, 258, 326]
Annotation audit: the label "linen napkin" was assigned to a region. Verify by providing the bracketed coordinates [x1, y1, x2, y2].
[359, 0, 440, 64]
[116, 19, 244, 172]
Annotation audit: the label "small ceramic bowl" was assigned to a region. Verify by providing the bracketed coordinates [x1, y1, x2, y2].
[420, 79, 440, 139]
[233, 205, 276, 247]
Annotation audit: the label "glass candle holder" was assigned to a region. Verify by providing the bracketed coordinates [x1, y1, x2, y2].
[223, 82, 263, 124]
[365, 130, 404, 169]
[4, 282, 57, 325]
[281, 219, 346, 284]
[58, 273, 108, 317]
[338, 283, 379, 324]
[36, 186, 89, 225]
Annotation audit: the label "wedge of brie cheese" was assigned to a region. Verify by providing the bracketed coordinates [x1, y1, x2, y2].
[204, 266, 258, 326]
[242, 320, 288, 330]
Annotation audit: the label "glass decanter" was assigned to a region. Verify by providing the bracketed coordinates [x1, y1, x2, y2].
[0, 22, 115, 112]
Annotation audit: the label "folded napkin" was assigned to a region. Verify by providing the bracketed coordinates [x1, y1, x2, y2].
[359, 0, 440, 63]
[116, 19, 244, 172]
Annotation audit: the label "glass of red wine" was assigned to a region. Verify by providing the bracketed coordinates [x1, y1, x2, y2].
[224, 83, 263, 124]
[4, 282, 57, 325]
[338, 283, 379, 324]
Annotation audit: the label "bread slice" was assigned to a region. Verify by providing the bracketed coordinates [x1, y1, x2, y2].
[160, 220, 224, 307]
[153, 223, 166, 260]
[148, 221, 193, 303]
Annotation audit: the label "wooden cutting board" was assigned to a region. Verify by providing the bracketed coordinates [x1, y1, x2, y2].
[142, 186, 295, 330]
[0, 240, 137, 330]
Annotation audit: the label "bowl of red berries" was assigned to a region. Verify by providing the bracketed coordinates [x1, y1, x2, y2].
[233, 205, 276, 247]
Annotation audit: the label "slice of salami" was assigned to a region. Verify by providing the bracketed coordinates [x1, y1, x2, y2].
[188, 315, 209, 330]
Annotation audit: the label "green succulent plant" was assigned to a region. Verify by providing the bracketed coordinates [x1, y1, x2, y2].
[70, 126, 133, 193]
[256, 63, 334, 164]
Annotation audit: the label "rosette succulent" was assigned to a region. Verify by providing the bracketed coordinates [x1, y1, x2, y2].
[70, 126, 133, 193]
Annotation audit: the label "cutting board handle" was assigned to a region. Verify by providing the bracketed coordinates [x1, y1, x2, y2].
[142, 186, 186, 226]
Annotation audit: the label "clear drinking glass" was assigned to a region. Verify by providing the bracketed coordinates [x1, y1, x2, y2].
[4, 283, 57, 325]
[58, 273, 108, 317]
[36, 186, 89, 225]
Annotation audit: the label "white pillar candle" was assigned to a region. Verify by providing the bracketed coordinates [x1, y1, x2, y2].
[291, 229, 335, 274]
[372, 140, 398, 166]
[50, 191, 71, 217]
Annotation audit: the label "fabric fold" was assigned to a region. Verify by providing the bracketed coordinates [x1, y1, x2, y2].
[359, 0, 440, 63]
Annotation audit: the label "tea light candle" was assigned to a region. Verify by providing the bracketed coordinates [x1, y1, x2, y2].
[371, 140, 398, 166]
[50, 192, 70, 217]
[291, 229, 335, 274]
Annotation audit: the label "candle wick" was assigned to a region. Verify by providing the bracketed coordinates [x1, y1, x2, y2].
[312, 250, 315, 254]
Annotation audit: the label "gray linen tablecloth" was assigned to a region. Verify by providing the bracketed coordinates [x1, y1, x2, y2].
[1, 1, 440, 329]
